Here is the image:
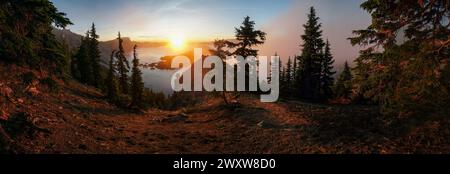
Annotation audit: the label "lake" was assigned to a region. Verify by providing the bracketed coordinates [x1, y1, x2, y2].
[127, 46, 181, 96]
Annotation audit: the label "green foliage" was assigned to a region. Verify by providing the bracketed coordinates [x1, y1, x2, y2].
[321, 40, 336, 100]
[116, 32, 130, 95]
[0, 0, 72, 74]
[89, 23, 103, 89]
[130, 45, 144, 109]
[350, 0, 450, 122]
[105, 51, 120, 105]
[228, 16, 267, 58]
[296, 7, 335, 102]
[74, 33, 94, 84]
[228, 16, 266, 92]
[72, 24, 103, 89]
[334, 61, 352, 99]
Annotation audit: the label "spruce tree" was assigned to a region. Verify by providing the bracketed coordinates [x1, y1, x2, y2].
[75, 32, 94, 84]
[105, 50, 120, 104]
[321, 40, 336, 100]
[116, 32, 130, 94]
[0, 0, 72, 74]
[334, 61, 352, 99]
[210, 39, 232, 105]
[130, 45, 144, 109]
[89, 23, 103, 88]
[231, 16, 266, 58]
[285, 57, 293, 93]
[350, 0, 449, 118]
[279, 59, 285, 96]
[229, 16, 266, 91]
[297, 7, 325, 101]
[292, 55, 299, 97]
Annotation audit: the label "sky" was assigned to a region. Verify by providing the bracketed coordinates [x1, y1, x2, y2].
[51, 0, 371, 66]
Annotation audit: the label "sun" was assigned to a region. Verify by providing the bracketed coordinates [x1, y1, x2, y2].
[169, 35, 186, 51]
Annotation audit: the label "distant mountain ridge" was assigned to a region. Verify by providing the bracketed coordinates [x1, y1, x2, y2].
[52, 28, 166, 64]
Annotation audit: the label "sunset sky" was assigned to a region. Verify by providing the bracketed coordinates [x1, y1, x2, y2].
[51, 0, 371, 65]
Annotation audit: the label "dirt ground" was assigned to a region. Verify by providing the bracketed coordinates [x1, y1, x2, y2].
[1, 65, 450, 154]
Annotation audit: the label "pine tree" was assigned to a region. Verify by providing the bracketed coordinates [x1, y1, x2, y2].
[350, 0, 449, 119]
[279, 59, 285, 96]
[230, 16, 266, 58]
[0, 0, 72, 74]
[105, 50, 120, 104]
[297, 7, 325, 101]
[89, 23, 103, 88]
[75, 32, 94, 84]
[285, 57, 293, 93]
[321, 40, 336, 100]
[292, 55, 299, 97]
[130, 45, 144, 109]
[116, 32, 130, 94]
[210, 39, 232, 105]
[334, 61, 352, 99]
[228, 16, 266, 91]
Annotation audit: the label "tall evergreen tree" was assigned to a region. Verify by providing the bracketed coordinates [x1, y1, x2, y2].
[321, 40, 336, 100]
[130, 45, 144, 109]
[296, 7, 325, 101]
[89, 23, 102, 88]
[210, 39, 233, 105]
[0, 0, 72, 74]
[228, 16, 266, 91]
[230, 16, 266, 58]
[350, 0, 449, 118]
[292, 55, 299, 97]
[116, 32, 130, 94]
[285, 57, 293, 93]
[334, 61, 352, 99]
[75, 32, 94, 84]
[105, 50, 120, 104]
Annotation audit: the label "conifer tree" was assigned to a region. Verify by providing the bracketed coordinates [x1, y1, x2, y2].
[0, 0, 72, 74]
[297, 7, 325, 101]
[89, 23, 102, 88]
[292, 55, 299, 97]
[105, 50, 120, 104]
[285, 57, 293, 93]
[230, 16, 266, 58]
[334, 61, 352, 99]
[210, 39, 233, 105]
[130, 45, 144, 109]
[75, 32, 94, 84]
[321, 40, 336, 100]
[228, 16, 266, 91]
[350, 0, 449, 118]
[116, 32, 130, 94]
[279, 59, 285, 95]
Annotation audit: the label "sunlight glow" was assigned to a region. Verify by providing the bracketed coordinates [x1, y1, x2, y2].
[169, 35, 186, 51]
